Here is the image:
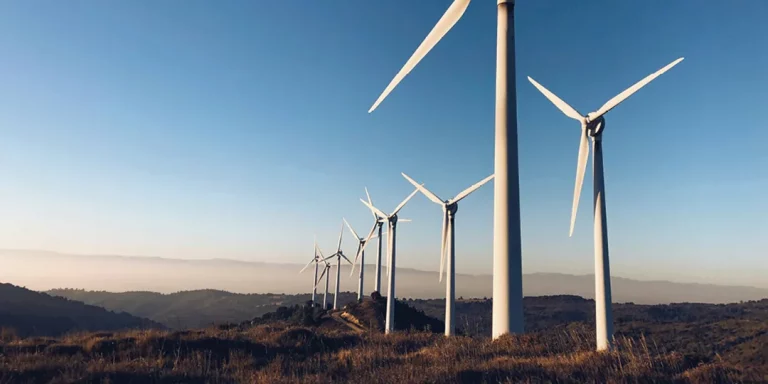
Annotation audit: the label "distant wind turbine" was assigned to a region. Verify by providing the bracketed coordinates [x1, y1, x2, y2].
[298, 236, 323, 307]
[402, 172, 494, 336]
[527, 57, 684, 351]
[313, 245, 333, 310]
[366, 0, 523, 339]
[324, 221, 353, 310]
[360, 187, 420, 334]
[344, 218, 381, 301]
[353, 188, 406, 295]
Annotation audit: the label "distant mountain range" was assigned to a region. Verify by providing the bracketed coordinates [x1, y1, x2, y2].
[46, 288, 340, 329]
[2, 249, 767, 305]
[0, 283, 163, 337]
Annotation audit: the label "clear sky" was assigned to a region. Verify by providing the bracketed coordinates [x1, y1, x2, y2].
[0, 1, 766, 288]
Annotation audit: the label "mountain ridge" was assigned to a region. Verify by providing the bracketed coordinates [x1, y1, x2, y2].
[0, 283, 164, 337]
[2, 249, 766, 304]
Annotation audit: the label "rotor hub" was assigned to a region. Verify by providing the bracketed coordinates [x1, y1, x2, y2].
[586, 116, 605, 138]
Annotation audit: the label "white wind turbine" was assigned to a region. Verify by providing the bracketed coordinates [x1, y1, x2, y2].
[359, 187, 420, 334]
[366, 0, 523, 338]
[343, 218, 381, 301]
[402, 173, 494, 336]
[324, 221, 353, 310]
[312, 245, 333, 310]
[362, 188, 385, 294]
[527, 57, 684, 351]
[298, 236, 323, 307]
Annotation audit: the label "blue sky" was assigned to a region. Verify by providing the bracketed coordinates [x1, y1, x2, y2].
[0, 1, 766, 288]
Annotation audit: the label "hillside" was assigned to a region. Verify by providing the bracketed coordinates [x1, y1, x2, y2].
[47, 289, 360, 329]
[5, 250, 767, 303]
[0, 316, 761, 382]
[0, 283, 164, 337]
[407, 296, 768, 375]
[1, 290, 766, 381]
[50, 287, 768, 335]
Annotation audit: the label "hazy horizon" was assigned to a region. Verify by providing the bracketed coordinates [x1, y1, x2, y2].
[2, 250, 768, 302]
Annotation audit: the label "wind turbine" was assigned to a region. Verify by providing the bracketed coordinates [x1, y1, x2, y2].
[363, 188, 385, 294]
[402, 172, 494, 336]
[325, 221, 353, 310]
[359, 187, 420, 334]
[527, 57, 684, 351]
[313, 245, 333, 310]
[344, 218, 380, 301]
[366, 0, 523, 338]
[350, 189, 403, 297]
[298, 236, 322, 307]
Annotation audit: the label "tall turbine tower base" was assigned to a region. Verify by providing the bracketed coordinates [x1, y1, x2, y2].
[445, 208, 456, 336]
[385, 220, 397, 334]
[357, 250, 365, 301]
[324, 274, 330, 310]
[334, 260, 341, 310]
[375, 223, 383, 294]
[312, 263, 319, 307]
[492, 0, 525, 339]
[592, 136, 614, 351]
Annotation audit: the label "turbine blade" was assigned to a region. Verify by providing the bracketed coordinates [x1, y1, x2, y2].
[397, 219, 412, 223]
[341, 253, 353, 265]
[299, 257, 315, 274]
[350, 243, 361, 277]
[450, 174, 495, 204]
[443, 220, 452, 282]
[316, 245, 326, 259]
[402, 172, 444, 205]
[570, 128, 590, 237]
[336, 221, 344, 253]
[368, 0, 472, 113]
[343, 218, 360, 241]
[392, 187, 421, 216]
[360, 199, 388, 219]
[314, 268, 328, 289]
[527, 76, 584, 121]
[364, 187, 377, 220]
[439, 210, 448, 282]
[589, 57, 684, 120]
[387, 223, 393, 278]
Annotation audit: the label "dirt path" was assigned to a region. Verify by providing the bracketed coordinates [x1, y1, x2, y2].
[330, 311, 365, 334]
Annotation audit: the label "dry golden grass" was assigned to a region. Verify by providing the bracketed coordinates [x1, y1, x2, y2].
[0, 322, 757, 383]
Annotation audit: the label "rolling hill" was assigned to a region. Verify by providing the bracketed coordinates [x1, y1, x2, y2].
[0, 283, 164, 337]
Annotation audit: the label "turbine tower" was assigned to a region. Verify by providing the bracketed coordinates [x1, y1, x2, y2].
[344, 218, 380, 301]
[366, 0, 523, 338]
[527, 57, 684, 351]
[298, 236, 323, 306]
[360, 187, 420, 334]
[326, 221, 353, 310]
[313, 245, 333, 310]
[402, 173, 494, 336]
[364, 188, 385, 294]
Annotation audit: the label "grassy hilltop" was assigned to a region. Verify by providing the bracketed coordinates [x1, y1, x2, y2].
[1, 296, 766, 383]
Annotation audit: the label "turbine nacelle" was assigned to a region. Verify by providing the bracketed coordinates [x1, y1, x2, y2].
[586, 116, 606, 138]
